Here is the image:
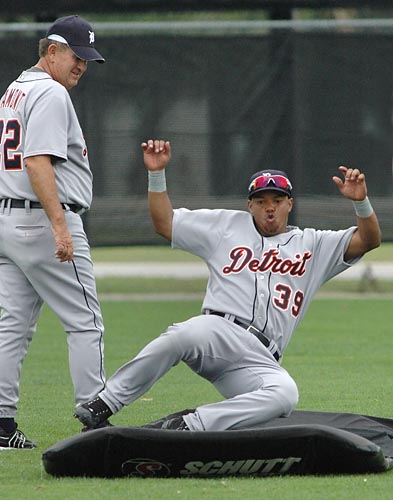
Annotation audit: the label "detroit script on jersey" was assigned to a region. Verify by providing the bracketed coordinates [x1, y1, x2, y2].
[222, 247, 312, 277]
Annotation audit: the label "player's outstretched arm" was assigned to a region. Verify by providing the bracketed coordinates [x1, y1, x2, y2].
[141, 139, 173, 241]
[332, 166, 381, 260]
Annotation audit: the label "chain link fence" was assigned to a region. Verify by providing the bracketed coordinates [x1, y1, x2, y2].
[0, 19, 392, 244]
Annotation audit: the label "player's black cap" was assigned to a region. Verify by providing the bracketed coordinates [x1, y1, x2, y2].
[248, 169, 292, 199]
[46, 15, 105, 64]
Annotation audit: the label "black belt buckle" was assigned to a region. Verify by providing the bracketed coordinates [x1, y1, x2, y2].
[246, 325, 280, 362]
[61, 203, 84, 214]
[246, 324, 263, 338]
[246, 325, 269, 348]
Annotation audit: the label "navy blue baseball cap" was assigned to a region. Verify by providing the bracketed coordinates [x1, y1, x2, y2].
[46, 15, 105, 63]
[248, 169, 293, 199]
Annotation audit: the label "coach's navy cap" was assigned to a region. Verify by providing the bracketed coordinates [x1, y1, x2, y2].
[46, 15, 105, 63]
[248, 169, 293, 199]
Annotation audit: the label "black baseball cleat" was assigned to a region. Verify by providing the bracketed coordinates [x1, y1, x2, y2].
[74, 397, 113, 430]
[160, 415, 189, 431]
[81, 419, 113, 433]
[0, 426, 37, 449]
[142, 408, 194, 430]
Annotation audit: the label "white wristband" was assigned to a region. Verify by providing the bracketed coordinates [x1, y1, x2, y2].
[148, 170, 167, 192]
[352, 196, 373, 218]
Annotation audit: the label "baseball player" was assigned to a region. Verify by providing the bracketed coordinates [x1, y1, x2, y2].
[75, 139, 381, 432]
[0, 16, 107, 449]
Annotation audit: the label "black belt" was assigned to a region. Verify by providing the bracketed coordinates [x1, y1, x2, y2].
[0, 199, 83, 214]
[206, 310, 281, 362]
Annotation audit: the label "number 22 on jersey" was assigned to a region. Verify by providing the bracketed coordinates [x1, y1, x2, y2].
[0, 119, 23, 170]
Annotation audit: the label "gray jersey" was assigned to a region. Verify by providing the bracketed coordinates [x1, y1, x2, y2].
[0, 66, 105, 422]
[172, 208, 358, 353]
[0, 67, 92, 208]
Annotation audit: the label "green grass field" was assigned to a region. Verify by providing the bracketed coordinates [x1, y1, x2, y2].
[0, 294, 392, 499]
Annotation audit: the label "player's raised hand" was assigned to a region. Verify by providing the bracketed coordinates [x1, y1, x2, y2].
[141, 139, 171, 172]
[332, 166, 367, 201]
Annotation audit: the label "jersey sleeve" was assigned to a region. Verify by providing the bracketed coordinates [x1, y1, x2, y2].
[312, 226, 359, 283]
[23, 83, 68, 160]
[172, 208, 229, 260]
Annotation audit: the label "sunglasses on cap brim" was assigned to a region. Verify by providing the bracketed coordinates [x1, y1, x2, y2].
[248, 174, 292, 194]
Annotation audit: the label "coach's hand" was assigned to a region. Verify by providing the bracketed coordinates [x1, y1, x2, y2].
[52, 225, 74, 262]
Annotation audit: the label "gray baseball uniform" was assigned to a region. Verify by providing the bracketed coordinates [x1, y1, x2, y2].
[0, 67, 105, 418]
[97, 208, 358, 431]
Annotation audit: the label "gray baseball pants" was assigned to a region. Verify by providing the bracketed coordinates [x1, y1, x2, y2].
[0, 206, 106, 417]
[99, 314, 298, 431]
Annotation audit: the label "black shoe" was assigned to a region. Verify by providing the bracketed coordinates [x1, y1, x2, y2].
[81, 419, 113, 433]
[161, 415, 189, 431]
[143, 408, 194, 430]
[0, 426, 36, 449]
[74, 397, 113, 430]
